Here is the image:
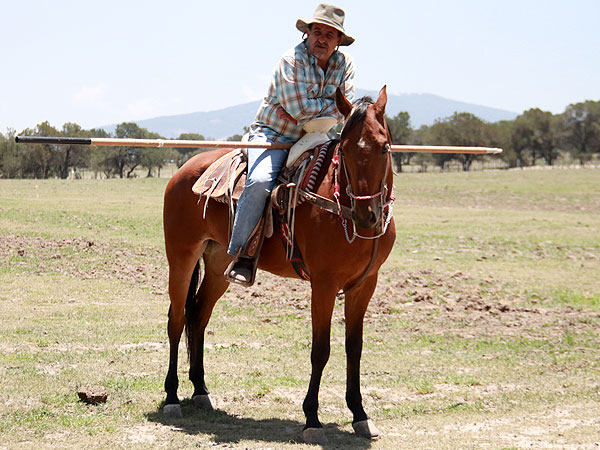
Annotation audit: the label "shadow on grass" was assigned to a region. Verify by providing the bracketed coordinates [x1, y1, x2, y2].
[146, 399, 374, 448]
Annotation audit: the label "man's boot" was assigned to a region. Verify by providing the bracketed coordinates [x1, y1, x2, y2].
[224, 215, 266, 287]
[227, 256, 255, 285]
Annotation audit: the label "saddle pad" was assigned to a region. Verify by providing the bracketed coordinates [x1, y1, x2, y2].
[192, 150, 246, 201]
[299, 141, 335, 192]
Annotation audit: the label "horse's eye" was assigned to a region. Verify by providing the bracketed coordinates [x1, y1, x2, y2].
[382, 143, 390, 154]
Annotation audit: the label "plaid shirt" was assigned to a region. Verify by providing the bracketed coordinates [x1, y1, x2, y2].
[249, 41, 355, 143]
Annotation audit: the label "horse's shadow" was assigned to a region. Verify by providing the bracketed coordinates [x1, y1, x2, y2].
[146, 399, 374, 448]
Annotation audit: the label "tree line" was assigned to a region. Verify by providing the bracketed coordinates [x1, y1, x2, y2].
[1, 99, 599, 178]
[387, 100, 600, 171]
[0, 122, 211, 179]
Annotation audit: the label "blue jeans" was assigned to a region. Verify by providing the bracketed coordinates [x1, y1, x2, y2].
[227, 133, 289, 256]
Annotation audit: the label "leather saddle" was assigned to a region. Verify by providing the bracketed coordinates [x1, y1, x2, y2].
[192, 117, 338, 286]
[191, 149, 247, 204]
[191, 140, 334, 212]
[191, 141, 335, 286]
[192, 117, 337, 204]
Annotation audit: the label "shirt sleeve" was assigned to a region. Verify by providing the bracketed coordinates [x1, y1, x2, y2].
[276, 54, 327, 123]
[343, 55, 356, 103]
[320, 55, 355, 120]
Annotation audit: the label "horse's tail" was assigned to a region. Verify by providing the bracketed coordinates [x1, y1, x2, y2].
[184, 259, 201, 360]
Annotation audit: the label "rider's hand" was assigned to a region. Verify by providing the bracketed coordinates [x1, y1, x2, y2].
[276, 105, 298, 125]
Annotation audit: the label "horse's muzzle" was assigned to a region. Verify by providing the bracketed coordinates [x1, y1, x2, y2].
[352, 201, 381, 229]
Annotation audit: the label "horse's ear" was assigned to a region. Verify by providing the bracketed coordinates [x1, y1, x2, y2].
[336, 87, 353, 118]
[374, 85, 388, 121]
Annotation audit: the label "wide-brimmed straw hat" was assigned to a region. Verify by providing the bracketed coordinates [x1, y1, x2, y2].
[296, 4, 355, 46]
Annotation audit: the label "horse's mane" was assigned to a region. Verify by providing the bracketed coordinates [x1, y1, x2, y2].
[341, 96, 374, 139]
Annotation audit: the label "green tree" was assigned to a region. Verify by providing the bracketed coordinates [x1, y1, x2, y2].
[174, 132, 212, 167]
[57, 122, 91, 178]
[114, 122, 162, 178]
[0, 128, 22, 178]
[410, 125, 434, 172]
[513, 108, 559, 166]
[87, 128, 117, 178]
[488, 120, 515, 168]
[427, 113, 491, 171]
[226, 133, 244, 141]
[139, 147, 178, 177]
[562, 100, 600, 164]
[18, 121, 60, 178]
[510, 115, 533, 166]
[386, 112, 412, 172]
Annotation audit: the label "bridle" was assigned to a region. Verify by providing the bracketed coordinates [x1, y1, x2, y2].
[288, 108, 395, 294]
[332, 136, 395, 244]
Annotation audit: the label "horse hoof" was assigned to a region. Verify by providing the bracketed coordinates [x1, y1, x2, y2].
[352, 419, 380, 439]
[303, 427, 328, 445]
[163, 404, 183, 419]
[192, 394, 213, 410]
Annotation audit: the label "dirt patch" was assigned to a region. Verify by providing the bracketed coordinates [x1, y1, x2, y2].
[2, 234, 167, 293]
[441, 403, 600, 449]
[225, 268, 600, 341]
[370, 268, 600, 339]
[3, 234, 599, 341]
[122, 424, 167, 445]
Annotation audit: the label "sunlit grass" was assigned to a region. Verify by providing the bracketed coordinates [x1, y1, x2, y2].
[0, 169, 599, 449]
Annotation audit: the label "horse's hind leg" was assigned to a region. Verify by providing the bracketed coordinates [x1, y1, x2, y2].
[187, 240, 231, 410]
[163, 241, 207, 418]
[344, 274, 380, 438]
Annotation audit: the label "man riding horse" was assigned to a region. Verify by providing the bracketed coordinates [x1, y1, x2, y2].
[226, 3, 356, 284]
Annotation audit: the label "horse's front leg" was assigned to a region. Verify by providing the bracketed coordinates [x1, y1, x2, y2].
[344, 274, 380, 439]
[302, 281, 337, 445]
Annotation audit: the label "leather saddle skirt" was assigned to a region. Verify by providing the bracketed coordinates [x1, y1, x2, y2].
[192, 150, 246, 203]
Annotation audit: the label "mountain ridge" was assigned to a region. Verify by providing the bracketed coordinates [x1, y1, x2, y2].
[103, 89, 517, 139]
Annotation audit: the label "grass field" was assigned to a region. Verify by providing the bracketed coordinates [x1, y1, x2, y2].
[1, 168, 599, 449]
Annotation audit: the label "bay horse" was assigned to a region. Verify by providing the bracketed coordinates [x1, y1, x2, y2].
[162, 86, 396, 444]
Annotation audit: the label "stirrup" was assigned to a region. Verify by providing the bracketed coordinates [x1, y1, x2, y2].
[225, 254, 257, 287]
[224, 203, 270, 287]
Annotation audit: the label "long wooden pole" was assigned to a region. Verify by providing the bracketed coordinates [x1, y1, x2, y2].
[15, 136, 502, 154]
[390, 145, 502, 154]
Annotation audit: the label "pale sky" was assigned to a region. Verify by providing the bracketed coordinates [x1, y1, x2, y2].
[1, 0, 599, 133]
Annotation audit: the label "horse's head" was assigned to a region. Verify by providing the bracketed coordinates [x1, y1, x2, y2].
[335, 86, 393, 231]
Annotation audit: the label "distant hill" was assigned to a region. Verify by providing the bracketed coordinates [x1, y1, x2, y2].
[356, 89, 518, 129]
[103, 89, 517, 139]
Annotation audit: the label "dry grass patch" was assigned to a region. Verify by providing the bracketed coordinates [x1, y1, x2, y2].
[1, 170, 599, 449]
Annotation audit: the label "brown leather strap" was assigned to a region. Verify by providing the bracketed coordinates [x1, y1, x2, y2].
[298, 190, 353, 220]
[298, 186, 379, 295]
[341, 237, 379, 295]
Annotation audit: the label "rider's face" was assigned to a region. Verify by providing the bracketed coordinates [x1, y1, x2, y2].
[306, 23, 343, 68]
